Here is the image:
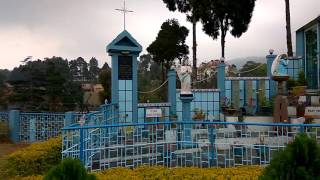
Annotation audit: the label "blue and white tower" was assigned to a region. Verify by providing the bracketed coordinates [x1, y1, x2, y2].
[107, 30, 142, 123]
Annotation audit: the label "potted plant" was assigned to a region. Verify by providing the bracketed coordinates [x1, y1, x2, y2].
[291, 71, 308, 96]
[221, 97, 230, 113]
[259, 91, 272, 115]
[193, 109, 206, 129]
[226, 103, 237, 116]
[170, 114, 178, 128]
[193, 108, 206, 121]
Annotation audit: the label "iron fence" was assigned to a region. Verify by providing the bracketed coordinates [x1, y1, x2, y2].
[0, 112, 8, 123]
[62, 121, 320, 171]
[20, 112, 65, 142]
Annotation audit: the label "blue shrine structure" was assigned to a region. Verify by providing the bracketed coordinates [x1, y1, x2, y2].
[3, 17, 320, 172]
[107, 30, 142, 123]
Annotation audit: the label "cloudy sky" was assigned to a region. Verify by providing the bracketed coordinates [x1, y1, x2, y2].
[0, 0, 319, 70]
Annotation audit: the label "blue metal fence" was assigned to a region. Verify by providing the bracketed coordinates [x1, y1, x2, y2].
[0, 112, 9, 123]
[61, 121, 320, 171]
[20, 112, 65, 142]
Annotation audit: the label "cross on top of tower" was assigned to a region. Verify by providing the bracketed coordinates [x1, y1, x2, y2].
[115, 0, 133, 30]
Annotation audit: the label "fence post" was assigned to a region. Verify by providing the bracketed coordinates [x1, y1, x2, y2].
[168, 70, 177, 119]
[79, 127, 85, 164]
[64, 112, 74, 127]
[29, 117, 36, 142]
[299, 125, 305, 133]
[209, 127, 216, 167]
[9, 110, 20, 143]
[217, 61, 226, 103]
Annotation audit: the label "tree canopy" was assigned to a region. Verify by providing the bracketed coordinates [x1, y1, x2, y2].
[162, 0, 200, 21]
[198, 0, 256, 58]
[147, 19, 189, 80]
[6, 57, 88, 111]
[162, 0, 202, 80]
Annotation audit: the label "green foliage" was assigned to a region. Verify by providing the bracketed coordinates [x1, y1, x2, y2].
[239, 61, 267, 77]
[6, 57, 84, 111]
[2, 137, 61, 177]
[98, 68, 111, 103]
[69, 57, 90, 82]
[88, 57, 100, 82]
[287, 71, 308, 91]
[297, 70, 308, 86]
[260, 134, 320, 180]
[162, 0, 201, 21]
[138, 54, 166, 102]
[198, 0, 256, 57]
[44, 158, 96, 180]
[147, 19, 189, 81]
[287, 78, 298, 90]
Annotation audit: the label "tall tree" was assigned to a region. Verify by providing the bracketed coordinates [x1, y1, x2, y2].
[147, 19, 189, 81]
[98, 69, 111, 103]
[198, 0, 256, 58]
[7, 57, 83, 111]
[162, 0, 201, 80]
[88, 57, 100, 82]
[285, 0, 293, 57]
[69, 57, 89, 82]
[138, 54, 164, 102]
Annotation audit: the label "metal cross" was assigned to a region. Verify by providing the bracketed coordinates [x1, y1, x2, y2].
[115, 0, 133, 30]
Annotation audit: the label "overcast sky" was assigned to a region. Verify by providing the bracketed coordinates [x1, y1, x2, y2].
[0, 0, 319, 70]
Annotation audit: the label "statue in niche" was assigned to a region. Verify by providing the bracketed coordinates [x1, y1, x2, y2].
[271, 54, 289, 77]
[173, 58, 192, 95]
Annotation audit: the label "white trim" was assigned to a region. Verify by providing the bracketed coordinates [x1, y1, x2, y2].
[225, 77, 270, 80]
[176, 89, 220, 92]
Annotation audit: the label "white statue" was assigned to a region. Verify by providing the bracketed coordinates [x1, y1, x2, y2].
[173, 58, 192, 95]
[271, 54, 288, 76]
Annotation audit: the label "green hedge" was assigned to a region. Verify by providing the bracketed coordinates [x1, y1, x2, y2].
[2, 137, 61, 177]
[261, 134, 320, 179]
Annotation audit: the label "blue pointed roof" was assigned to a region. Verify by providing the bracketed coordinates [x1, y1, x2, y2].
[107, 30, 142, 54]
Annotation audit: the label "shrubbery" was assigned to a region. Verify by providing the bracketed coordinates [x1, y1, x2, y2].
[2, 136, 61, 177]
[45, 158, 96, 180]
[95, 166, 262, 180]
[260, 134, 320, 179]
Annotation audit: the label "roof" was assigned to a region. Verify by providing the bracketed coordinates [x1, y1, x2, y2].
[296, 16, 320, 32]
[106, 30, 142, 54]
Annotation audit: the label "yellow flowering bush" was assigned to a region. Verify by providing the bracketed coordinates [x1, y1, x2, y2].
[2, 136, 61, 177]
[16, 166, 262, 180]
[10, 175, 43, 180]
[95, 166, 263, 180]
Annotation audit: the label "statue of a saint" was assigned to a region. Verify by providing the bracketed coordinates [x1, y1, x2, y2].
[173, 59, 192, 95]
[271, 54, 289, 77]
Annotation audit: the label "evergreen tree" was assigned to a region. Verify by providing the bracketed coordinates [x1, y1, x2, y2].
[162, 0, 201, 80]
[88, 57, 100, 82]
[198, 0, 256, 58]
[147, 19, 189, 81]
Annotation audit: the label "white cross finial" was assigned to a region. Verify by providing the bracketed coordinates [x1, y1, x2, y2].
[115, 0, 133, 30]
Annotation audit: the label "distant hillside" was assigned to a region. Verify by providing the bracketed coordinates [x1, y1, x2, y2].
[227, 56, 266, 68]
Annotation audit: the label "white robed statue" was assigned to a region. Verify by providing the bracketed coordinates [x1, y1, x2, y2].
[173, 58, 192, 95]
[271, 54, 289, 77]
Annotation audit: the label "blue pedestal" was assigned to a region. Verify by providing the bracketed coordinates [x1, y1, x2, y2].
[180, 94, 194, 147]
